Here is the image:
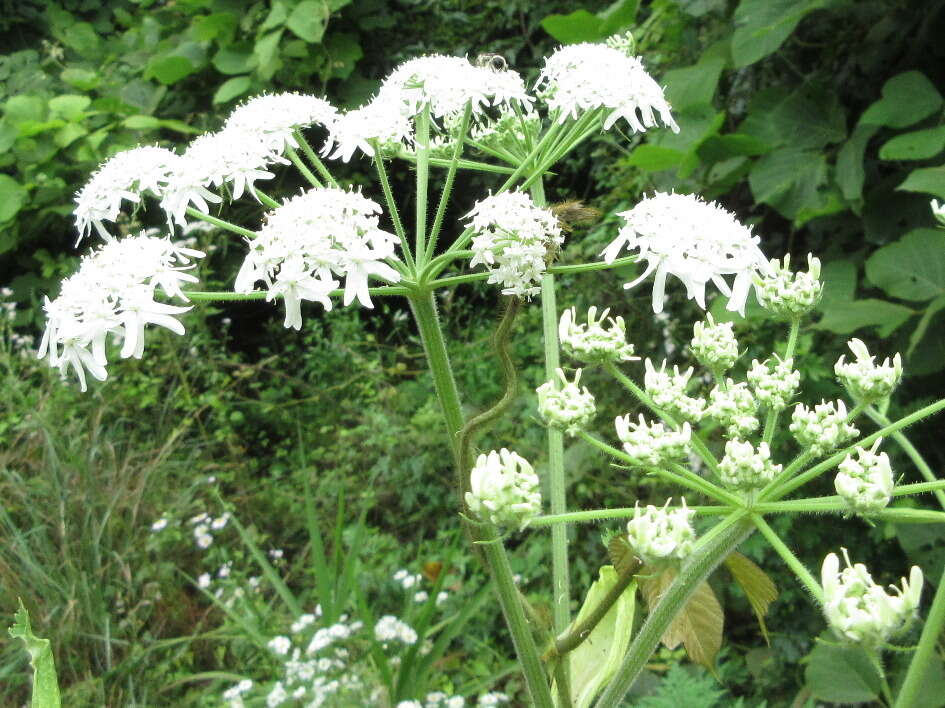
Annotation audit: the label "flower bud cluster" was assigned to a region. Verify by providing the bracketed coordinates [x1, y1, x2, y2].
[835, 338, 902, 403]
[822, 549, 922, 647]
[536, 368, 596, 436]
[614, 414, 691, 468]
[691, 315, 739, 373]
[835, 440, 894, 515]
[626, 500, 695, 566]
[374, 615, 419, 644]
[706, 381, 759, 438]
[790, 400, 858, 456]
[558, 306, 638, 363]
[747, 356, 800, 410]
[755, 254, 823, 318]
[718, 440, 781, 491]
[644, 359, 705, 421]
[465, 449, 541, 530]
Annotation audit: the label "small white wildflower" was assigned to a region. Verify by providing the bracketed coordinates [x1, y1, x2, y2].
[322, 94, 413, 162]
[836, 439, 894, 515]
[436, 591, 449, 606]
[465, 448, 542, 530]
[626, 499, 696, 566]
[747, 356, 800, 410]
[718, 440, 781, 491]
[477, 693, 510, 707]
[218, 561, 232, 578]
[466, 191, 563, 298]
[536, 367, 596, 436]
[268, 636, 292, 655]
[374, 615, 418, 644]
[211, 514, 230, 530]
[835, 338, 903, 403]
[197, 573, 211, 589]
[822, 549, 922, 647]
[292, 614, 316, 634]
[195, 532, 213, 549]
[268, 548, 284, 559]
[414, 591, 429, 603]
[446, 698, 465, 708]
[705, 381, 759, 438]
[558, 306, 638, 363]
[150, 518, 168, 532]
[397, 702, 423, 708]
[614, 414, 691, 468]
[755, 253, 823, 318]
[790, 399, 859, 456]
[691, 314, 739, 372]
[643, 359, 705, 421]
[266, 682, 288, 707]
[602, 193, 768, 315]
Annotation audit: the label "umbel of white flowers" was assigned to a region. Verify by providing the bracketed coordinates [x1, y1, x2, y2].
[835, 338, 903, 403]
[718, 439, 781, 491]
[790, 399, 859, 457]
[835, 439, 895, 515]
[465, 449, 542, 531]
[536, 368, 596, 436]
[821, 549, 922, 648]
[643, 359, 706, 421]
[747, 355, 800, 411]
[690, 314, 739, 373]
[755, 254, 823, 318]
[705, 380, 760, 438]
[558, 306, 638, 364]
[626, 500, 696, 566]
[615, 414, 691, 468]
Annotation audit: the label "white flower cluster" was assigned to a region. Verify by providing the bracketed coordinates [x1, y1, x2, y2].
[535, 41, 678, 133]
[706, 381, 759, 438]
[626, 500, 696, 566]
[374, 615, 419, 644]
[747, 356, 800, 410]
[835, 338, 903, 403]
[465, 448, 542, 530]
[235, 187, 401, 328]
[835, 440, 894, 515]
[393, 568, 423, 590]
[38, 234, 203, 391]
[822, 549, 922, 647]
[601, 192, 769, 315]
[536, 368, 596, 436]
[466, 191, 563, 297]
[790, 400, 859, 456]
[189, 511, 230, 549]
[558, 306, 638, 363]
[755, 254, 823, 318]
[644, 359, 705, 420]
[718, 440, 781, 491]
[691, 315, 739, 372]
[615, 414, 691, 468]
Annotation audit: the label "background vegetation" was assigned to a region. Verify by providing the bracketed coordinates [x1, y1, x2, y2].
[2, 0, 945, 705]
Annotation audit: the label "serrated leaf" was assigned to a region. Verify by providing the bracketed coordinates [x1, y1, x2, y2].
[8, 599, 61, 708]
[865, 228, 945, 301]
[607, 535, 640, 577]
[880, 125, 945, 161]
[861, 71, 943, 129]
[640, 568, 723, 673]
[724, 551, 777, 643]
[804, 638, 881, 703]
[897, 166, 945, 201]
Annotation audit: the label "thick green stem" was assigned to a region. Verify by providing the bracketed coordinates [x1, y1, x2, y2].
[763, 318, 801, 445]
[185, 208, 256, 239]
[415, 104, 431, 267]
[895, 562, 945, 707]
[866, 406, 945, 511]
[427, 103, 472, 262]
[751, 514, 823, 603]
[285, 144, 322, 187]
[372, 150, 414, 271]
[594, 514, 753, 708]
[184, 285, 410, 303]
[548, 256, 637, 275]
[530, 505, 732, 527]
[394, 150, 518, 174]
[292, 129, 338, 187]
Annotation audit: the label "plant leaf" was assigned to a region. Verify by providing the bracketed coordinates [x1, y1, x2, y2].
[804, 636, 881, 703]
[865, 228, 945, 301]
[897, 166, 945, 201]
[8, 599, 61, 708]
[607, 534, 640, 577]
[861, 71, 943, 129]
[724, 551, 778, 643]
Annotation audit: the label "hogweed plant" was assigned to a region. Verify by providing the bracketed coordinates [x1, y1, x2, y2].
[30, 31, 945, 707]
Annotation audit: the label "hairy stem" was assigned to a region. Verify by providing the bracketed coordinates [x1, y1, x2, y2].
[292, 129, 338, 187]
[895, 562, 945, 707]
[185, 208, 255, 239]
[751, 514, 823, 603]
[763, 317, 801, 445]
[427, 103, 472, 262]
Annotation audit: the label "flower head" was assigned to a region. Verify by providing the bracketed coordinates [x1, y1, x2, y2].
[822, 549, 922, 646]
[643, 358, 705, 421]
[615, 414, 691, 468]
[718, 439, 781, 491]
[323, 95, 414, 162]
[835, 439, 894, 515]
[755, 253, 823, 318]
[558, 306, 638, 363]
[626, 499, 695, 566]
[466, 191, 563, 298]
[536, 41, 677, 133]
[465, 449, 541, 530]
[224, 92, 337, 157]
[691, 314, 739, 373]
[536, 368, 596, 436]
[790, 399, 859, 456]
[705, 381, 759, 438]
[747, 356, 800, 410]
[835, 338, 903, 403]
[601, 193, 768, 315]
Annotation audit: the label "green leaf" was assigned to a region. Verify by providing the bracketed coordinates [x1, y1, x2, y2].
[724, 552, 777, 642]
[696, 133, 770, 162]
[640, 568, 724, 673]
[213, 76, 253, 105]
[61, 22, 101, 59]
[0, 174, 28, 222]
[865, 228, 945, 301]
[59, 67, 100, 91]
[192, 12, 238, 42]
[815, 260, 914, 336]
[254, 31, 284, 77]
[749, 148, 843, 224]
[861, 71, 943, 129]
[122, 115, 161, 130]
[145, 55, 196, 86]
[260, 1, 290, 32]
[892, 651, 945, 708]
[286, 0, 329, 43]
[804, 638, 881, 703]
[880, 125, 945, 161]
[541, 10, 605, 44]
[323, 32, 364, 80]
[740, 85, 846, 150]
[731, 0, 826, 68]
[212, 43, 258, 75]
[157, 119, 201, 135]
[836, 124, 878, 202]
[8, 599, 61, 708]
[599, 0, 640, 34]
[4, 95, 45, 125]
[626, 145, 684, 171]
[554, 566, 636, 708]
[54, 123, 87, 149]
[908, 293, 945, 358]
[897, 166, 945, 201]
[663, 57, 726, 112]
[47, 95, 91, 121]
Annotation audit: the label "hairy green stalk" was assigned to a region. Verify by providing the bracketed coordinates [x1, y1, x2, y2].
[427, 103, 473, 261]
[292, 129, 338, 188]
[762, 317, 800, 445]
[285, 144, 322, 187]
[751, 514, 823, 602]
[415, 104, 431, 266]
[895, 562, 945, 707]
[530, 505, 733, 527]
[372, 148, 414, 271]
[185, 207, 256, 239]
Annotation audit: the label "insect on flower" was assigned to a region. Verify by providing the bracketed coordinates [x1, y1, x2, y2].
[475, 53, 508, 72]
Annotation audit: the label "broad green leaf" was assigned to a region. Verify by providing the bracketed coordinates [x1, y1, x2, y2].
[740, 85, 846, 150]
[47, 95, 91, 121]
[261, 1, 290, 31]
[61, 22, 101, 59]
[0, 174, 28, 222]
[861, 71, 943, 129]
[323, 32, 364, 80]
[59, 67, 99, 91]
[599, 0, 640, 34]
[897, 166, 945, 201]
[663, 57, 725, 112]
[254, 31, 284, 77]
[4, 95, 45, 125]
[880, 125, 945, 161]
[814, 260, 914, 336]
[8, 599, 61, 708]
[865, 228, 945, 301]
[731, 0, 826, 68]
[541, 10, 604, 44]
[213, 43, 258, 75]
[122, 115, 161, 130]
[53, 123, 87, 149]
[287, 0, 329, 43]
[748, 148, 843, 224]
[213, 76, 253, 105]
[157, 119, 201, 135]
[640, 568, 723, 673]
[724, 551, 777, 642]
[145, 55, 196, 85]
[696, 133, 770, 162]
[804, 638, 881, 703]
[192, 12, 238, 42]
[908, 293, 945, 357]
[626, 145, 684, 171]
[836, 124, 878, 202]
[553, 566, 636, 708]
[0, 119, 17, 153]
